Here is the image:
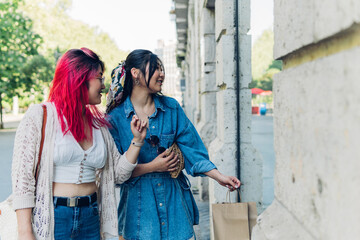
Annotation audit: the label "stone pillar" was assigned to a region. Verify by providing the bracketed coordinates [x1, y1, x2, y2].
[183, 0, 197, 124]
[208, 0, 261, 205]
[208, 0, 238, 205]
[237, 0, 262, 207]
[208, 0, 262, 238]
[196, 1, 216, 201]
[208, 2, 238, 238]
[252, 0, 360, 239]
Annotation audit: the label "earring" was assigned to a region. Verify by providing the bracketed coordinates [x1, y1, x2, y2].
[135, 78, 140, 85]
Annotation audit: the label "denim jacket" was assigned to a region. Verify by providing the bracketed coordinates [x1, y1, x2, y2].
[108, 95, 216, 240]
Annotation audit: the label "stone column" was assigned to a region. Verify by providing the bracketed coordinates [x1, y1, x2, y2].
[208, 0, 237, 205]
[252, 0, 360, 239]
[183, 0, 198, 124]
[237, 0, 263, 206]
[196, 1, 216, 201]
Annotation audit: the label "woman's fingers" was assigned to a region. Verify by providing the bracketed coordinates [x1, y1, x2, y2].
[232, 177, 241, 188]
[164, 151, 175, 160]
[157, 150, 168, 158]
[168, 161, 179, 169]
[140, 120, 147, 133]
[228, 176, 241, 189]
[131, 115, 139, 128]
[137, 118, 142, 131]
[167, 154, 178, 163]
[167, 155, 179, 166]
[168, 167, 178, 172]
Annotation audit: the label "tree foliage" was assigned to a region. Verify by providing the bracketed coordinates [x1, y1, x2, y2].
[0, 0, 53, 127]
[0, 0, 43, 97]
[20, 0, 128, 79]
[0, 0, 129, 120]
[250, 29, 282, 91]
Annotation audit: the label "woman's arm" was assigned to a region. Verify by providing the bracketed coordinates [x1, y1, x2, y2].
[11, 105, 43, 236]
[131, 151, 178, 177]
[16, 209, 35, 240]
[110, 115, 147, 183]
[124, 115, 147, 163]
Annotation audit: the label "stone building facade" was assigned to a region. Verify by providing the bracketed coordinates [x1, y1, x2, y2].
[252, 0, 360, 239]
[173, 1, 263, 236]
[154, 40, 183, 104]
[175, 0, 360, 239]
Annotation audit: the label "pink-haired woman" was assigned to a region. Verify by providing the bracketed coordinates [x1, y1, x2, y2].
[11, 48, 147, 240]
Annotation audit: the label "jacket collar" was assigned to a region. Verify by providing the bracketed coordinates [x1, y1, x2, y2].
[124, 95, 165, 118]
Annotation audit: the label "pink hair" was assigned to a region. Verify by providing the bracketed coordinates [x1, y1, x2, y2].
[48, 48, 109, 142]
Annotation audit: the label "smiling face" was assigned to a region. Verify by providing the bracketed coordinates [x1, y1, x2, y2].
[88, 65, 105, 105]
[148, 61, 165, 93]
[136, 61, 165, 94]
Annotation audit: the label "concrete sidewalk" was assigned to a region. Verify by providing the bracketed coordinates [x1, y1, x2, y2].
[193, 191, 210, 240]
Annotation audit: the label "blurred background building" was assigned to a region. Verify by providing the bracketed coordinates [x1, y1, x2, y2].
[154, 40, 183, 104]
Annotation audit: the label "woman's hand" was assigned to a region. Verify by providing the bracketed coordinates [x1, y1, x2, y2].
[130, 115, 147, 143]
[131, 150, 180, 177]
[151, 150, 179, 172]
[215, 174, 241, 191]
[205, 169, 241, 191]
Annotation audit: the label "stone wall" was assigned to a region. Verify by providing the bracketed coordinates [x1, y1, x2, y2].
[252, 0, 360, 239]
[176, 0, 263, 237]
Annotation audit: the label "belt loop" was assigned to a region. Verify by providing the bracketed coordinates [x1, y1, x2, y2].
[53, 197, 58, 207]
[88, 195, 92, 206]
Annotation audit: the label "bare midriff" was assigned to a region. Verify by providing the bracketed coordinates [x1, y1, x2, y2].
[53, 182, 97, 197]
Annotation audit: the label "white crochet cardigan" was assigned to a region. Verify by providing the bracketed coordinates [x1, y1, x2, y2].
[11, 102, 136, 239]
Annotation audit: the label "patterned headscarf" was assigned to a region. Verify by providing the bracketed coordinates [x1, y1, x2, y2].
[106, 61, 126, 113]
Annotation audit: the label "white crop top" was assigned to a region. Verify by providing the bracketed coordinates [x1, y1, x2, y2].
[53, 122, 107, 184]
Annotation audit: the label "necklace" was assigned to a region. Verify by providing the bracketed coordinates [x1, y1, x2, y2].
[133, 104, 155, 127]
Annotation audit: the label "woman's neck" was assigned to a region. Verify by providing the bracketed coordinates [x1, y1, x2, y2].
[130, 87, 155, 118]
[130, 87, 154, 108]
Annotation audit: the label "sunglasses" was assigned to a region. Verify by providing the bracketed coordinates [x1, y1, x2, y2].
[146, 135, 166, 155]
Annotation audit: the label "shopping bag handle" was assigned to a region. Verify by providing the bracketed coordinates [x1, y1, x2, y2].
[226, 188, 242, 203]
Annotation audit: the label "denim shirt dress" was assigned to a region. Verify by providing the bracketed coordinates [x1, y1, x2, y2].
[108, 95, 217, 240]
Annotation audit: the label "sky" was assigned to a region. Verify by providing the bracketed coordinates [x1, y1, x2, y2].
[68, 0, 273, 51]
[250, 0, 274, 44]
[68, 0, 176, 52]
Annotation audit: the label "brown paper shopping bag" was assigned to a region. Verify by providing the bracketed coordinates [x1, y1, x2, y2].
[212, 190, 257, 240]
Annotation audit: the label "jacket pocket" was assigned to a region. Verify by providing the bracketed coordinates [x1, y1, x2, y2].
[160, 133, 175, 149]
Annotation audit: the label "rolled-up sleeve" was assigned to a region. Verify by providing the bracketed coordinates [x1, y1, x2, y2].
[11, 105, 43, 210]
[175, 107, 217, 177]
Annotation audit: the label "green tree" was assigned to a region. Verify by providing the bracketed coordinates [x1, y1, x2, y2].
[249, 60, 282, 91]
[250, 29, 282, 91]
[21, 0, 128, 82]
[0, 0, 43, 128]
[252, 29, 274, 80]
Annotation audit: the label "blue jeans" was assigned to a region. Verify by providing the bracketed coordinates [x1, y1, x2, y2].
[53, 195, 100, 239]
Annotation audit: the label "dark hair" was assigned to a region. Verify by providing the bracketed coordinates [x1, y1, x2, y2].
[48, 47, 108, 141]
[120, 49, 164, 104]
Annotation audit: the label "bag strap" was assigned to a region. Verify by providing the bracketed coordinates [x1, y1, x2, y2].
[226, 189, 242, 203]
[34, 104, 47, 183]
